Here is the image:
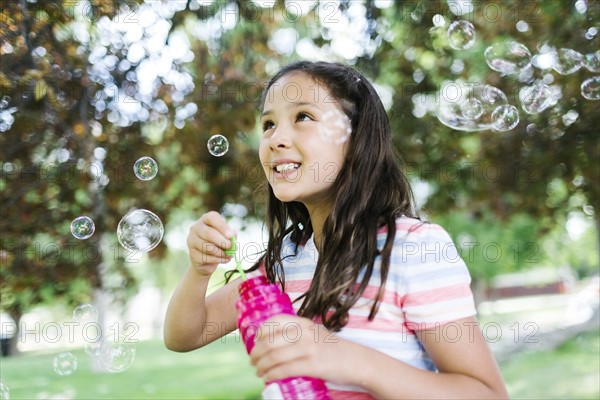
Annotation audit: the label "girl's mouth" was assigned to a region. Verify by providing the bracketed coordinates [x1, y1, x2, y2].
[274, 163, 300, 172]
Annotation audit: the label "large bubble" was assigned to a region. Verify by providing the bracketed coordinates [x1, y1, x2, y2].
[580, 76, 600, 100]
[447, 20, 476, 50]
[53, 352, 78, 376]
[436, 81, 508, 131]
[484, 41, 532, 75]
[70, 216, 95, 240]
[98, 336, 136, 373]
[207, 134, 229, 157]
[133, 157, 158, 181]
[117, 209, 164, 252]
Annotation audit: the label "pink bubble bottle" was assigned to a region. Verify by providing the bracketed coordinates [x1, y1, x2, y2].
[236, 275, 330, 400]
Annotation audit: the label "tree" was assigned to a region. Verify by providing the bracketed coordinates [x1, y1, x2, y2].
[2, 0, 598, 356]
[0, 0, 281, 355]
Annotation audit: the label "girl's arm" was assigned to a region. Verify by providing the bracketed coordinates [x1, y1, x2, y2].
[250, 315, 508, 399]
[163, 268, 241, 352]
[163, 211, 240, 352]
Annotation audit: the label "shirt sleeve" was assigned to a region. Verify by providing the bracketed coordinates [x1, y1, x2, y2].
[396, 223, 476, 330]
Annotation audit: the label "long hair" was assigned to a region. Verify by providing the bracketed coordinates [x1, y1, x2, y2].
[243, 61, 417, 331]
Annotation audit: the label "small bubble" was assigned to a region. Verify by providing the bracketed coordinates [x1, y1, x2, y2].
[491, 105, 520, 131]
[117, 209, 164, 252]
[519, 81, 559, 114]
[516, 20, 529, 32]
[583, 50, 600, 72]
[73, 304, 98, 323]
[552, 48, 583, 75]
[133, 156, 158, 181]
[562, 109, 579, 126]
[447, 20, 476, 50]
[432, 14, 446, 27]
[447, 0, 473, 16]
[575, 0, 587, 13]
[207, 134, 229, 157]
[580, 76, 600, 100]
[583, 205, 594, 216]
[484, 41, 532, 75]
[84, 337, 102, 357]
[460, 98, 483, 119]
[70, 216, 95, 240]
[98, 336, 136, 373]
[0, 382, 9, 400]
[53, 352, 78, 376]
[318, 110, 352, 144]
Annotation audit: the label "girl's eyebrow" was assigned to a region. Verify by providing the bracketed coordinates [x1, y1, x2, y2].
[262, 101, 318, 117]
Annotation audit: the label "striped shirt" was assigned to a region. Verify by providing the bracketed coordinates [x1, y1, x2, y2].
[266, 216, 476, 399]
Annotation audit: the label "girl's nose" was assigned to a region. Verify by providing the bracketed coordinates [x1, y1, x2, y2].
[269, 125, 292, 149]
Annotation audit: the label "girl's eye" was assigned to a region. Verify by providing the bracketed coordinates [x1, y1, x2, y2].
[296, 112, 312, 122]
[262, 120, 275, 132]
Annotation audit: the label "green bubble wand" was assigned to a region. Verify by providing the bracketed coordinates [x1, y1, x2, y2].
[224, 236, 246, 281]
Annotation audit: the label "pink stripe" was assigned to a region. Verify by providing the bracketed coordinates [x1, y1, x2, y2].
[351, 284, 400, 305]
[285, 279, 312, 293]
[402, 283, 472, 307]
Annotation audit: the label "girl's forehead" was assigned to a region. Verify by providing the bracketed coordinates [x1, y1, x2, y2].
[264, 72, 333, 106]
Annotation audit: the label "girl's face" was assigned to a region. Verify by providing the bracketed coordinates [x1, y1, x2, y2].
[259, 72, 349, 210]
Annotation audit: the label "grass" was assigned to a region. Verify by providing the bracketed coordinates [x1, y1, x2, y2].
[0, 329, 598, 399]
[500, 328, 600, 399]
[0, 335, 262, 399]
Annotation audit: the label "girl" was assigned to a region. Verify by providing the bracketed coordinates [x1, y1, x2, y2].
[164, 61, 508, 399]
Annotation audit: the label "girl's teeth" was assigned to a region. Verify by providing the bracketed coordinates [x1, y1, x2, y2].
[276, 163, 299, 172]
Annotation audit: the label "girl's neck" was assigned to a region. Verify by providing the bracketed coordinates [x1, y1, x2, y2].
[306, 203, 332, 252]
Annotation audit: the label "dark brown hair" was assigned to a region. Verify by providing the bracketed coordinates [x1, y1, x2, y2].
[240, 61, 417, 331]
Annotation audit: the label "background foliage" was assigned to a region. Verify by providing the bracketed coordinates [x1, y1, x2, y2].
[1, 0, 599, 348]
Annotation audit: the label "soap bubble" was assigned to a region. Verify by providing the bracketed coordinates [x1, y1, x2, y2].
[318, 110, 352, 144]
[98, 336, 136, 373]
[552, 48, 583, 75]
[583, 50, 600, 72]
[447, 0, 473, 16]
[447, 20, 476, 50]
[53, 352, 78, 376]
[484, 41, 532, 75]
[436, 81, 508, 131]
[581, 76, 600, 100]
[73, 304, 97, 323]
[117, 209, 164, 252]
[519, 81, 560, 113]
[84, 338, 102, 357]
[0, 382, 9, 400]
[207, 134, 229, 157]
[491, 105, 520, 131]
[562, 109, 579, 126]
[133, 157, 158, 181]
[460, 98, 483, 119]
[532, 51, 557, 70]
[70, 216, 95, 240]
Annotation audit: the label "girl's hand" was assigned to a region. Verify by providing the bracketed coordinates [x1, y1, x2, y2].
[187, 211, 236, 276]
[249, 314, 344, 385]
